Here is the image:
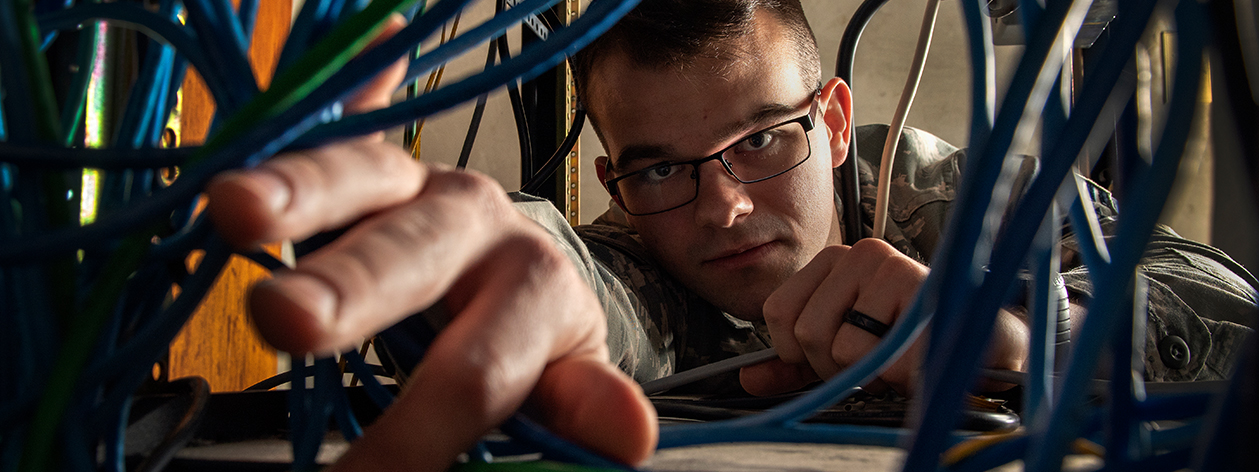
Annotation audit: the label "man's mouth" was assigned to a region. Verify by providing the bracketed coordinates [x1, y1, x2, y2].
[704, 241, 777, 269]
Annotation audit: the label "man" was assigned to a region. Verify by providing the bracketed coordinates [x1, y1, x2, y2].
[206, 1, 1255, 470]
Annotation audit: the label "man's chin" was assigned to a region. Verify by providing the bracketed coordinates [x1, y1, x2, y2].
[702, 287, 771, 321]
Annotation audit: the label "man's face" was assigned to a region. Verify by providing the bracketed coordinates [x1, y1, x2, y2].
[589, 12, 852, 320]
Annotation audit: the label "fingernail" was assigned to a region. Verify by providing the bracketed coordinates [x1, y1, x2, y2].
[251, 171, 291, 216]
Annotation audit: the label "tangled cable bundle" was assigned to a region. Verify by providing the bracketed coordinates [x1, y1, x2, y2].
[2, 0, 1254, 471]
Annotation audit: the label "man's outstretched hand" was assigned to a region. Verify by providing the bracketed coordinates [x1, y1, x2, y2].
[205, 17, 656, 471]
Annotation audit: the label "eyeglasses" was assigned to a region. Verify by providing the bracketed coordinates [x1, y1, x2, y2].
[604, 95, 819, 216]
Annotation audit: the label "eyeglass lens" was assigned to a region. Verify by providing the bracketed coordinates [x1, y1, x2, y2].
[614, 120, 812, 215]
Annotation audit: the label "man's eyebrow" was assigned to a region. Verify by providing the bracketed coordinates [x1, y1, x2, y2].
[714, 103, 801, 142]
[612, 102, 800, 171]
[613, 144, 675, 171]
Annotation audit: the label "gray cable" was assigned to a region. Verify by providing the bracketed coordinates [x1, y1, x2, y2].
[641, 348, 779, 396]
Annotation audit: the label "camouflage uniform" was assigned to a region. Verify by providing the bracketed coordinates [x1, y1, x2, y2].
[513, 124, 1257, 393]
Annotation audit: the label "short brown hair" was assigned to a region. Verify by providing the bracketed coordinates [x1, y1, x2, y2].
[571, 0, 820, 135]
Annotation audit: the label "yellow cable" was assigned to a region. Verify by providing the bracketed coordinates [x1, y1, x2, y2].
[941, 432, 1021, 466]
[410, 11, 461, 160]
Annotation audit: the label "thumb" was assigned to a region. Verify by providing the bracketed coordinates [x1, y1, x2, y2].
[530, 357, 658, 466]
[739, 358, 819, 396]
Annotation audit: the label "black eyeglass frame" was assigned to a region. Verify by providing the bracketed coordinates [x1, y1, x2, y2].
[604, 94, 820, 216]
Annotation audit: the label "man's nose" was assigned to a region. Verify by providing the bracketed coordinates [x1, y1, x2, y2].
[692, 159, 753, 228]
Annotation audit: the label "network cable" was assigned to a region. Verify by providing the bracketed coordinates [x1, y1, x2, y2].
[834, 0, 890, 245]
[5, 0, 1235, 470]
[497, 0, 535, 184]
[871, 0, 939, 240]
[458, 38, 500, 169]
[5, 1, 643, 470]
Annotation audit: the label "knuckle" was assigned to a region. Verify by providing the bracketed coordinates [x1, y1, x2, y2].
[358, 141, 417, 181]
[507, 231, 572, 276]
[794, 323, 826, 352]
[430, 170, 515, 220]
[762, 294, 790, 324]
[878, 253, 928, 282]
[850, 237, 894, 254]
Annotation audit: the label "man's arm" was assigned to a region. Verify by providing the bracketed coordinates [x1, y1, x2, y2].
[1061, 184, 1258, 380]
[205, 19, 656, 470]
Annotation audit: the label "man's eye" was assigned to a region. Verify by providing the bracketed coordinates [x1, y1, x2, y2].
[736, 132, 774, 152]
[642, 163, 682, 183]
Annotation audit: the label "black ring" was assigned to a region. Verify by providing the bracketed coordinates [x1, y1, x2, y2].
[844, 310, 890, 338]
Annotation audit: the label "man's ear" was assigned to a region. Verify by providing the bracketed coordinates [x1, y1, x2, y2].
[820, 77, 854, 168]
[594, 155, 632, 223]
[594, 155, 611, 191]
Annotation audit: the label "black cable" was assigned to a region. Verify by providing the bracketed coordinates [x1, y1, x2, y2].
[520, 105, 585, 195]
[243, 364, 394, 391]
[131, 376, 211, 472]
[497, 0, 534, 184]
[835, 0, 892, 245]
[457, 36, 499, 169]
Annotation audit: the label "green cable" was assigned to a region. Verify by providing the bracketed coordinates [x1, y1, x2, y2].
[19, 1, 424, 468]
[187, 0, 422, 167]
[19, 230, 153, 472]
[12, 0, 79, 336]
[13, 0, 63, 143]
[58, 4, 101, 148]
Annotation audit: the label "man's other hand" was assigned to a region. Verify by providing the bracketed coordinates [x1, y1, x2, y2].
[741, 238, 1029, 396]
[205, 16, 656, 471]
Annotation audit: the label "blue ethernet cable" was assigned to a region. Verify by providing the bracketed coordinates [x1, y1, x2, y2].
[272, 0, 351, 126]
[277, 0, 339, 75]
[0, 144, 197, 169]
[82, 235, 232, 388]
[896, 0, 1143, 468]
[307, 0, 639, 143]
[901, 0, 1101, 467]
[1027, 3, 1209, 469]
[7, 1, 648, 469]
[35, 3, 243, 124]
[307, 0, 566, 140]
[4, 0, 626, 264]
[342, 348, 396, 410]
[237, 0, 259, 40]
[2, 0, 451, 261]
[113, 1, 182, 150]
[182, 0, 257, 109]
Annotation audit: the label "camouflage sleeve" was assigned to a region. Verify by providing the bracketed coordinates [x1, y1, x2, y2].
[850, 123, 1257, 382]
[511, 193, 770, 393]
[510, 193, 672, 384]
[1058, 185, 1258, 381]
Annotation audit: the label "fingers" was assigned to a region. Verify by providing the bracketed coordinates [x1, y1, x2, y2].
[206, 13, 411, 248]
[762, 245, 848, 367]
[739, 358, 819, 396]
[326, 211, 656, 471]
[754, 239, 927, 395]
[207, 140, 424, 249]
[247, 169, 510, 355]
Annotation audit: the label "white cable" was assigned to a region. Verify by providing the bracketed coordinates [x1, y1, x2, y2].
[872, 0, 942, 240]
